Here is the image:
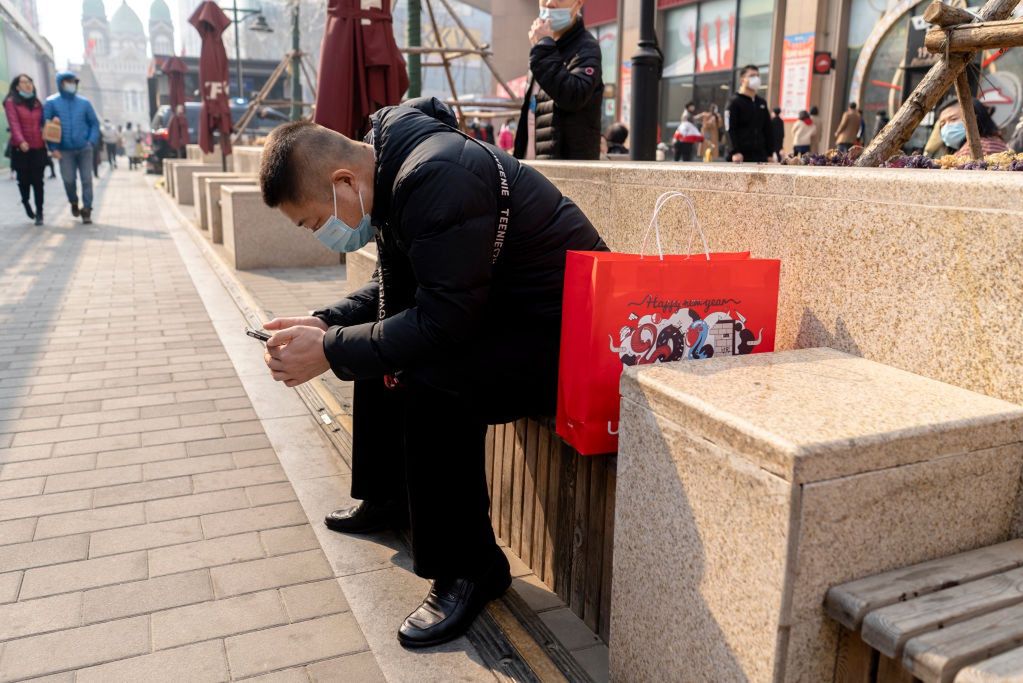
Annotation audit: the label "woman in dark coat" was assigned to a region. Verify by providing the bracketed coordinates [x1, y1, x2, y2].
[4, 74, 47, 224]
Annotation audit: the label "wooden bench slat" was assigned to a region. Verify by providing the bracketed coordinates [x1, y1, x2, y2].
[903, 602, 1023, 683]
[862, 565, 1023, 659]
[826, 540, 1023, 630]
[955, 645, 1023, 683]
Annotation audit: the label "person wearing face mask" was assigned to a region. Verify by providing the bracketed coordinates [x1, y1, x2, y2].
[513, 0, 603, 160]
[726, 65, 773, 163]
[257, 97, 607, 648]
[43, 71, 100, 224]
[937, 97, 1009, 158]
[3, 74, 47, 225]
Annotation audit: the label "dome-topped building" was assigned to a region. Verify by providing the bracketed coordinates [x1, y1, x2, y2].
[149, 0, 174, 57]
[78, 0, 151, 131]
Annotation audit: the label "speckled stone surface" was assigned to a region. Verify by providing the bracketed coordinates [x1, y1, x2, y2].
[612, 349, 1023, 683]
[220, 186, 340, 270]
[191, 173, 253, 229]
[171, 163, 220, 206]
[203, 177, 258, 243]
[530, 162, 1023, 408]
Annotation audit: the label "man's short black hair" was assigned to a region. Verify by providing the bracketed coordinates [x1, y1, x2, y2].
[810, 106, 820, 116]
[685, 101, 696, 109]
[850, 102, 858, 110]
[740, 64, 759, 78]
[259, 120, 357, 208]
[259, 120, 316, 207]
[608, 122, 629, 145]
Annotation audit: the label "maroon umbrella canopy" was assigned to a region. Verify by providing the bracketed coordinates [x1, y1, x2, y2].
[315, 0, 409, 139]
[163, 56, 188, 109]
[189, 1, 233, 155]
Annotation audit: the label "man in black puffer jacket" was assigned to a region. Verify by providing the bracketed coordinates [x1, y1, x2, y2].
[258, 97, 606, 648]
[513, 1, 603, 160]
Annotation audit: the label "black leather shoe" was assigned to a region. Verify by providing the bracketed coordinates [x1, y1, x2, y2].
[323, 500, 407, 534]
[81, 208, 92, 224]
[398, 555, 512, 648]
[70, 202, 80, 217]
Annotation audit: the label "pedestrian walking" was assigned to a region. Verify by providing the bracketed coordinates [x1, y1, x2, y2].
[101, 118, 119, 169]
[771, 106, 785, 162]
[127, 123, 143, 170]
[3, 74, 47, 225]
[809, 105, 822, 150]
[497, 118, 516, 152]
[726, 65, 773, 163]
[256, 97, 607, 649]
[792, 110, 816, 155]
[514, 0, 603, 160]
[43, 70, 99, 224]
[873, 110, 889, 143]
[606, 122, 629, 154]
[834, 102, 862, 153]
[699, 103, 722, 160]
[672, 111, 702, 161]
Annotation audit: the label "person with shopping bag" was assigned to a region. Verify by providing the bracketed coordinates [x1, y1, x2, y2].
[255, 96, 606, 648]
[557, 191, 780, 455]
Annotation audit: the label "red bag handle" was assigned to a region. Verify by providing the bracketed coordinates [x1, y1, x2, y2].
[641, 191, 711, 262]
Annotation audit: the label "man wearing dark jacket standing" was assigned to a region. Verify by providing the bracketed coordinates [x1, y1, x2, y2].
[726, 65, 774, 163]
[258, 97, 607, 648]
[514, 0, 603, 160]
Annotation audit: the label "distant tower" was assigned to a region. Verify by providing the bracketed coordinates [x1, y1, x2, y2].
[149, 0, 175, 57]
[82, 0, 109, 59]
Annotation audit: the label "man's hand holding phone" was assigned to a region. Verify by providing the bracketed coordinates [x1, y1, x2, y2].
[262, 317, 330, 387]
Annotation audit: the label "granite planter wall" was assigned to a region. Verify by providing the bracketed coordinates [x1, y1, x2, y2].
[613, 349, 1023, 682]
[532, 161, 1023, 408]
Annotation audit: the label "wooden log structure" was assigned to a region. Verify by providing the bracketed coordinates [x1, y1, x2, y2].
[924, 19, 1023, 52]
[954, 70, 984, 160]
[855, 0, 1021, 167]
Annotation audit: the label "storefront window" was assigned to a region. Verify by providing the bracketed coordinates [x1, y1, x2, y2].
[696, 0, 737, 73]
[590, 23, 620, 130]
[663, 6, 697, 77]
[735, 0, 773, 68]
[660, 76, 694, 143]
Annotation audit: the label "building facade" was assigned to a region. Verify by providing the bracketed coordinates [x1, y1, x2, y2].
[79, 0, 171, 131]
[493, 0, 1023, 153]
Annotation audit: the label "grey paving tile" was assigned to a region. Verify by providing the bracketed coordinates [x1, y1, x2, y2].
[306, 652, 387, 682]
[538, 607, 602, 651]
[201, 501, 307, 539]
[89, 517, 203, 557]
[279, 578, 350, 622]
[0, 592, 83, 640]
[145, 488, 249, 523]
[82, 569, 213, 623]
[20, 550, 149, 599]
[0, 571, 22, 603]
[34, 503, 146, 540]
[148, 532, 265, 577]
[92, 476, 192, 508]
[0, 615, 149, 681]
[0, 518, 37, 545]
[210, 549, 333, 598]
[0, 534, 91, 573]
[224, 613, 368, 678]
[572, 643, 610, 683]
[152, 589, 288, 651]
[75, 639, 229, 683]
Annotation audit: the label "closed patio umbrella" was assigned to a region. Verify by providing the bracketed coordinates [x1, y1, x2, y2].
[315, 0, 409, 139]
[163, 56, 190, 152]
[189, 1, 233, 156]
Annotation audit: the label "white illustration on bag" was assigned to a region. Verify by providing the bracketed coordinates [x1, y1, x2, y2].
[609, 309, 762, 366]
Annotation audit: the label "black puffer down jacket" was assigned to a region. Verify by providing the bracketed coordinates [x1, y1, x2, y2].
[513, 19, 603, 161]
[313, 98, 607, 385]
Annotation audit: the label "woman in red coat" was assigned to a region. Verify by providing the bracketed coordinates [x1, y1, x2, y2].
[4, 74, 47, 224]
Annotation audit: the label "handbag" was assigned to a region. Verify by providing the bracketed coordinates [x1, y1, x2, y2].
[43, 118, 61, 144]
[555, 192, 781, 455]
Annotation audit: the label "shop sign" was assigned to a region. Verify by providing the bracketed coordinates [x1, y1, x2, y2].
[779, 32, 815, 122]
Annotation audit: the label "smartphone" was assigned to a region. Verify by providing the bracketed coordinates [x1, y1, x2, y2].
[245, 328, 271, 343]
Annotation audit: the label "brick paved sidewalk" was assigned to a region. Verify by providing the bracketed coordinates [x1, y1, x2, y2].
[0, 171, 491, 681]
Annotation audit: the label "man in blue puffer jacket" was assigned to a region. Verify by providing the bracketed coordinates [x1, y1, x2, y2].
[43, 71, 100, 224]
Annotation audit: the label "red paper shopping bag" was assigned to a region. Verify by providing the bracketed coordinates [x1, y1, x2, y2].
[556, 192, 780, 455]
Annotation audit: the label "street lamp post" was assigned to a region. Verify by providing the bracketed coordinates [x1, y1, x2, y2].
[226, 0, 271, 101]
[630, 0, 663, 161]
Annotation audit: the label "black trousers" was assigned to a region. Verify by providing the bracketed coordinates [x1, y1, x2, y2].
[13, 156, 45, 215]
[347, 323, 559, 580]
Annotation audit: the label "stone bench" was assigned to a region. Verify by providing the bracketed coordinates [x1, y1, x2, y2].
[172, 163, 220, 206]
[220, 185, 340, 270]
[611, 347, 1023, 682]
[191, 172, 254, 231]
[826, 540, 1023, 682]
[162, 158, 187, 196]
[203, 177, 258, 244]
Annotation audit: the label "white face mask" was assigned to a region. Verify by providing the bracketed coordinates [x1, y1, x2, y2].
[747, 75, 762, 91]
